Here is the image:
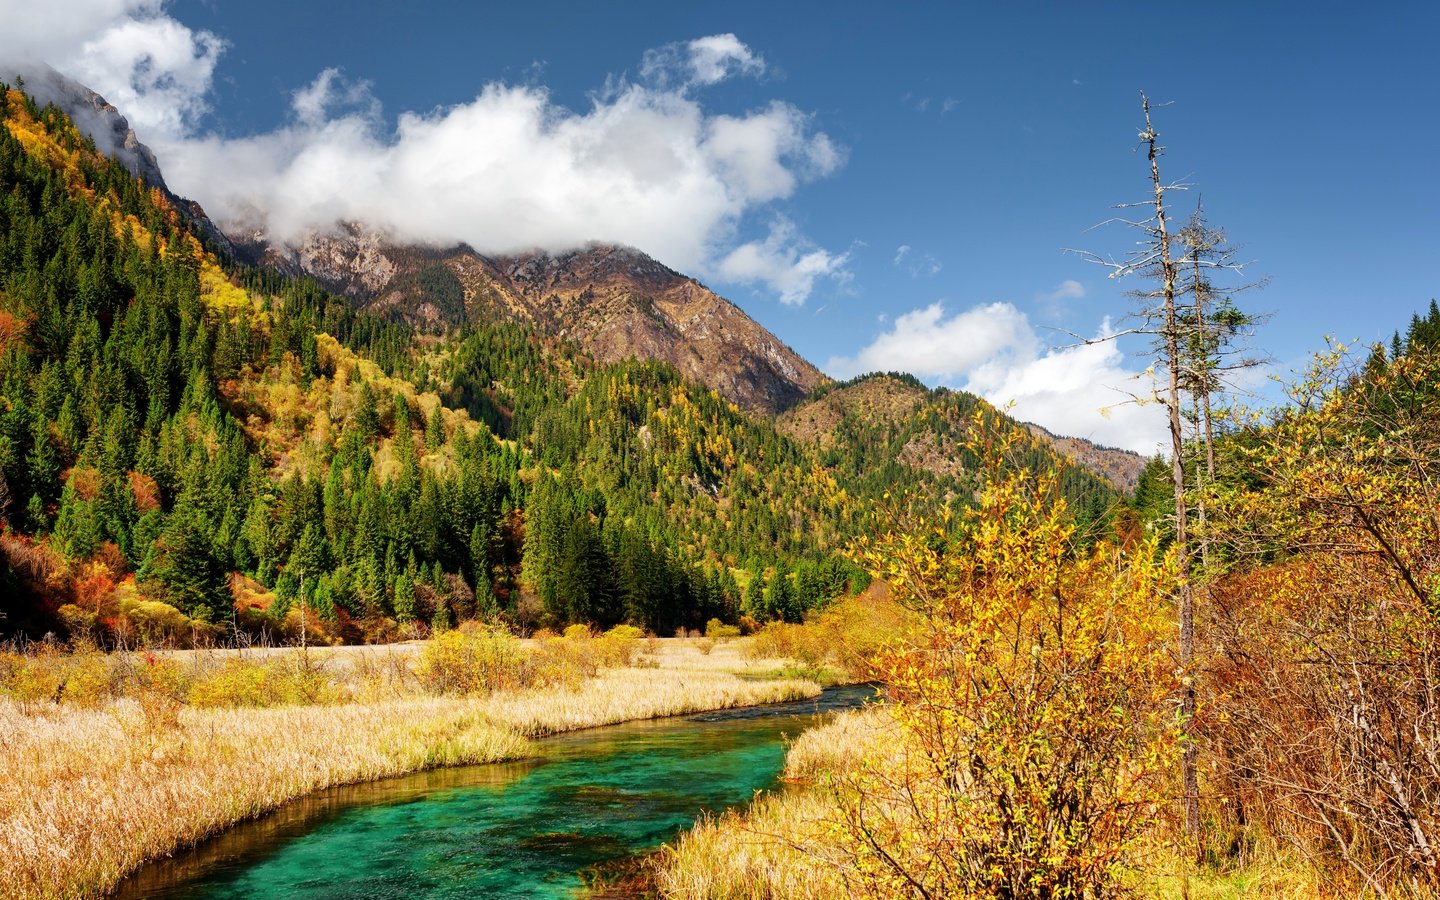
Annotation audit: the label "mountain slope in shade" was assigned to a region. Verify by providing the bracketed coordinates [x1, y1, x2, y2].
[6, 63, 234, 255]
[235, 226, 827, 416]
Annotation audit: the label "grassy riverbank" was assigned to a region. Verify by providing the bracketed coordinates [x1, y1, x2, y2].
[0, 636, 818, 900]
[654, 708, 1326, 900]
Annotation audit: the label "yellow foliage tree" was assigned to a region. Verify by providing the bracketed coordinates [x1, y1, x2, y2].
[831, 413, 1181, 899]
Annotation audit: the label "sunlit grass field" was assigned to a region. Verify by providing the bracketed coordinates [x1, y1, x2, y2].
[0, 634, 817, 900]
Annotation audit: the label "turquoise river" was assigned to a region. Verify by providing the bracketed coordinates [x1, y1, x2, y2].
[113, 684, 873, 899]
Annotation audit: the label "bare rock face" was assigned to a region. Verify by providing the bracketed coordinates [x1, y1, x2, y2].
[236, 229, 828, 416]
[7, 63, 168, 188]
[7, 63, 234, 255]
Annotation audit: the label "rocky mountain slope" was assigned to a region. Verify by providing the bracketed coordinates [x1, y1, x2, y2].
[235, 227, 826, 416]
[1023, 424, 1148, 493]
[23, 70, 1134, 490]
[6, 63, 234, 254]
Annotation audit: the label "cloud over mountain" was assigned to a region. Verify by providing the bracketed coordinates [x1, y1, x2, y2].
[827, 301, 1167, 455]
[1, 3, 847, 303]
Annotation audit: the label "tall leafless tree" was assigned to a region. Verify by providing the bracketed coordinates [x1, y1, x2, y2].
[1070, 92, 1201, 849]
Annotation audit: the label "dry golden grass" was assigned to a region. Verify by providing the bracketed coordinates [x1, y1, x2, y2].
[487, 666, 818, 737]
[658, 704, 1330, 900]
[0, 637, 819, 900]
[656, 789, 846, 900]
[655, 707, 884, 899]
[0, 696, 527, 900]
[781, 706, 888, 783]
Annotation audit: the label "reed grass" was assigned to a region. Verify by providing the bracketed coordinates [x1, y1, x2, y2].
[0, 637, 819, 900]
[656, 705, 1329, 900]
[0, 696, 527, 900]
[655, 708, 881, 899]
[655, 790, 846, 900]
[486, 666, 819, 736]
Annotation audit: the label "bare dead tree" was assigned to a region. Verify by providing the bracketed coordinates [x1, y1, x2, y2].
[1066, 91, 1202, 851]
[1174, 205, 1267, 570]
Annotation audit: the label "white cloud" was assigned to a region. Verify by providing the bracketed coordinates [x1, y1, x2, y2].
[640, 33, 765, 91]
[891, 243, 941, 277]
[157, 75, 843, 291]
[684, 34, 765, 86]
[827, 301, 1034, 381]
[0, 0, 224, 138]
[1046, 279, 1086, 302]
[716, 217, 850, 305]
[3, 11, 847, 304]
[290, 68, 380, 128]
[706, 101, 842, 202]
[827, 302, 1167, 454]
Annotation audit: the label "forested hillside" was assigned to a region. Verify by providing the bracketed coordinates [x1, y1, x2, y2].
[0, 85, 1121, 644]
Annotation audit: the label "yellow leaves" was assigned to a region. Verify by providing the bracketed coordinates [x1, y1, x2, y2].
[831, 410, 1180, 896]
[198, 260, 253, 311]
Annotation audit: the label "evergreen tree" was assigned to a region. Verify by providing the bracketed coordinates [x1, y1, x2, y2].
[149, 510, 231, 622]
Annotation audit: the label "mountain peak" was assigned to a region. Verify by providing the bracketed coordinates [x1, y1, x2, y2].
[238, 228, 828, 415]
[6, 62, 168, 189]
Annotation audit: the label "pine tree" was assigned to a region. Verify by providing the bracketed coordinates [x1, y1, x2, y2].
[150, 510, 231, 622]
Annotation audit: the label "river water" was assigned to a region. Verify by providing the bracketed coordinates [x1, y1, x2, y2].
[113, 685, 874, 899]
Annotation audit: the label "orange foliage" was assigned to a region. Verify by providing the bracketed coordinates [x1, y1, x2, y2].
[62, 466, 103, 502]
[830, 413, 1181, 898]
[1204, 344, 1440, 892]
[128, 471, 161, 513]
[0, 310, 21, 349]
[73, 567, 119, 617]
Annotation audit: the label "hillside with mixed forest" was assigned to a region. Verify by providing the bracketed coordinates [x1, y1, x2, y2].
[235, 225, 827, 416]
[0, 82, 1123, 644]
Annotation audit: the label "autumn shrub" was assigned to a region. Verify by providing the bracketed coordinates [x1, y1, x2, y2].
[746, 592, 917, 681]
[827, 414, 1181, 899]
[1205, 346, 1440, 893]
[187, 655, 341, 707]
[530, 626, 600, 687]
[117, 597, 217, 646]
[348, 645, 421, 698]
[121, 650, 189, 730]
[704, 618, 741, 639]
[593, 624, 645, 667]
[746, 620, 821, 665]
[0, 640, 118, 707]
[282, 606, 345, 646]
[418, 623, 529, 695]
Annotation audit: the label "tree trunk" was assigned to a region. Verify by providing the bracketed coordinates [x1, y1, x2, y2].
[1141, 92, 1201, 853]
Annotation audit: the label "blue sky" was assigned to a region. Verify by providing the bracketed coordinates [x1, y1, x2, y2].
[4, 1, 1437, 453]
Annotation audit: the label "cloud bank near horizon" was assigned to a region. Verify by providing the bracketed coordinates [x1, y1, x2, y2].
[827, 300, 1168, 456]
[0, 2, 848, 303]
